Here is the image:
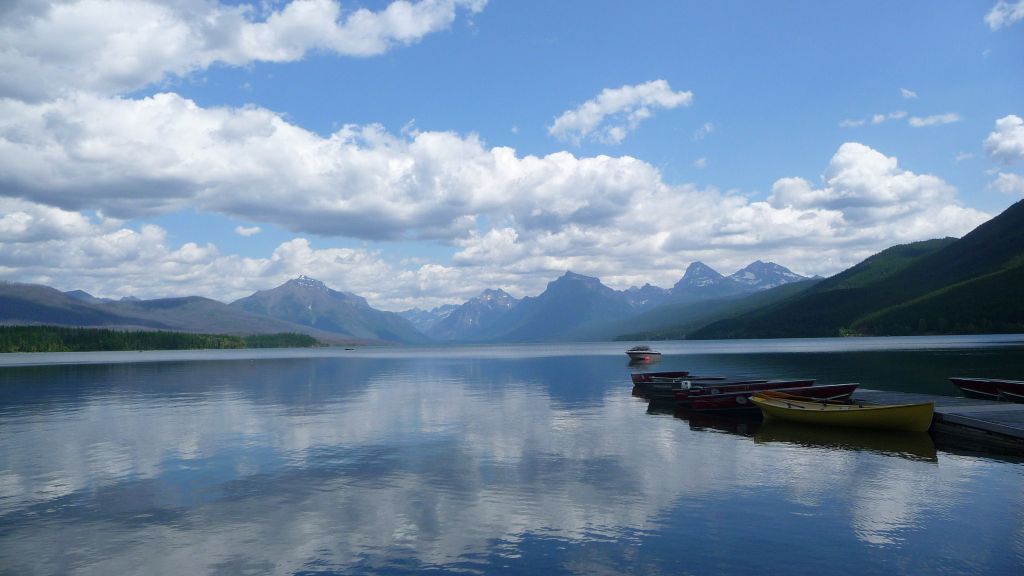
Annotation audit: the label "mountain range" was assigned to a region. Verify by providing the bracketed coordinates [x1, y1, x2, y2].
[3, 199, 1022, 343]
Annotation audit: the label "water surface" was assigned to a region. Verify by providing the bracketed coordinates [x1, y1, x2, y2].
[1, 337, 1023, 574]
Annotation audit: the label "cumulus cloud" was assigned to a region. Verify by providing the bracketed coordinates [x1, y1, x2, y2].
[0, 0, 487, 101]
[984, 114, 1024, 164]
[985, 0, 1024, 29]
[548, 80, 693, 145]
[234, 225, 261, 237]
[900, 88, 918, 99]
[990, 172, 1024, 195]
[908, 113, 961, 127]
[0, 92, 989, 308]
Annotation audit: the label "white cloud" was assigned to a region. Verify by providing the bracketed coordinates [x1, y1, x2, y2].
[234, 225, 261, 237]
[693, 157, 708, 169]
[954, 152, 974, 163]
[0, 0, 487, 101]
[990, 172, 1024, 195]
[984, 115, 1024, 164]
[908, 113, 962, 127]
[841, 111, 905, 128]
[900, 88, 918, 99]
[0, 91, 989, 308]
[985, 0, 1024, 29]
[693, 122, 714, 140]
[548, 80, 693, 145]
[768, 142, 986, 235]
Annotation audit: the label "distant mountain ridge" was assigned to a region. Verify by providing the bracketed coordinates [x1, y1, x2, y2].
[1, 253, 911, 344]
[425, 289, 520, 341]
[417, 261, 808, 342]
[230, 275, 427, 343]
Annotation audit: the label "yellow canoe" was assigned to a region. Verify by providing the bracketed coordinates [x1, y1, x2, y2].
[750, 392, 934, 432]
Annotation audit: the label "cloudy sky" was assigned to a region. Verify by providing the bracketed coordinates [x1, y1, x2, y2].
[1, 0, 1022, 311]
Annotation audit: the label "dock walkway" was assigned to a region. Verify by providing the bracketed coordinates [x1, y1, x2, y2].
[854, 390, 1024, 453]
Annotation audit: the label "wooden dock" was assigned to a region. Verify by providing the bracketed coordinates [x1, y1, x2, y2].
[854, 390, 1024, 455]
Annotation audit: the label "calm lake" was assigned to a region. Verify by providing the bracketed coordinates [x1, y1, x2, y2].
[2, 336, 1024, 575]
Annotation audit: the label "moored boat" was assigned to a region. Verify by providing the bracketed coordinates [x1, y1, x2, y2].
[626, 345, 662, 362]
[686, 383, 858, 413]
[631, 370, 690, 385]
[672, 379, 815, 404]
[750, 392, 934, 432]
[641, 378, 771, 401]
[950, 377, 1024, 403]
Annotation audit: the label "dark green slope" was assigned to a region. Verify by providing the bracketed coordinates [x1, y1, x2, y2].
[853, 258, 1024, 335]
[689, 239, 955, 338]
[691, 199, 1024, 339]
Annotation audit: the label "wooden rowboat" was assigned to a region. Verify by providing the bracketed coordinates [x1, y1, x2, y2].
[673, 379, 815, 404]
[749, 392, 934, 432]
[631, 371, 691, 385]
[949, 377, 1024, 403]
[686, 383, 858, 412]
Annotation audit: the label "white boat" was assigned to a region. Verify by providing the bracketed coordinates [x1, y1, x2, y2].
[626, 345, 662, 362]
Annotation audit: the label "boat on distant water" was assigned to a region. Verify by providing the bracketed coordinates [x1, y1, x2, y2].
[626, 345, 661, 362]
[950, 377, 1024, 403]
[750, 392, 934, 432]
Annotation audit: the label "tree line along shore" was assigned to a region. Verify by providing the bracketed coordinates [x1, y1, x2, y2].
[0, 326, 319, 353]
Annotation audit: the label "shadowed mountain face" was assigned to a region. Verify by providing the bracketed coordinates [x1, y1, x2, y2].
[425, 289, 520, 341]
[394, 262, 809, 342]
[470, 272, 639, 342]
[230, 276, 427, 343]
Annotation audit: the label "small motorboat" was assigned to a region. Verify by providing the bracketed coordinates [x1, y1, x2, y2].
[750, 391, 934, 432]
[949, 377, 1024, 403]
[626, 345, 661, 362]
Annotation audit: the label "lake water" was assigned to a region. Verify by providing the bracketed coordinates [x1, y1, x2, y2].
[2, 336, 1024, 575]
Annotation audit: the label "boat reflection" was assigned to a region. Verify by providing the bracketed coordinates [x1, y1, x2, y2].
[754, 420, 937, 462]
[654, 405, 763, 436]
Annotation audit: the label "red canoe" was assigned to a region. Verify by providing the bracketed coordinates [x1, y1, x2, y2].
[950, 377, 1024, 403]
[686, 383, 859, 413]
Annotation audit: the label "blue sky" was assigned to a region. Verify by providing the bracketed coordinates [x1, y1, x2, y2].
[0, 0, 1022, 310]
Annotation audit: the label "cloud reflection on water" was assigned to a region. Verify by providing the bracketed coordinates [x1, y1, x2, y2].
[1, 353, 1022, 574]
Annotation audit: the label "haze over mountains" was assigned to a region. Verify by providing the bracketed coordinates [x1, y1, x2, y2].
[3, 199, 1022, 343]
[0, 260, 807, 344]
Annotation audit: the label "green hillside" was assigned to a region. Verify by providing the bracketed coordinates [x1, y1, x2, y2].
[689, 199, 1024, 339]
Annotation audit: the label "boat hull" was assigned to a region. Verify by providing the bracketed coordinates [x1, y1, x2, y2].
[673, 379, 814, 403]
[950, 377, 1024, 403]
[750, 394, 934, 432]
[687, 383, 858, 412]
